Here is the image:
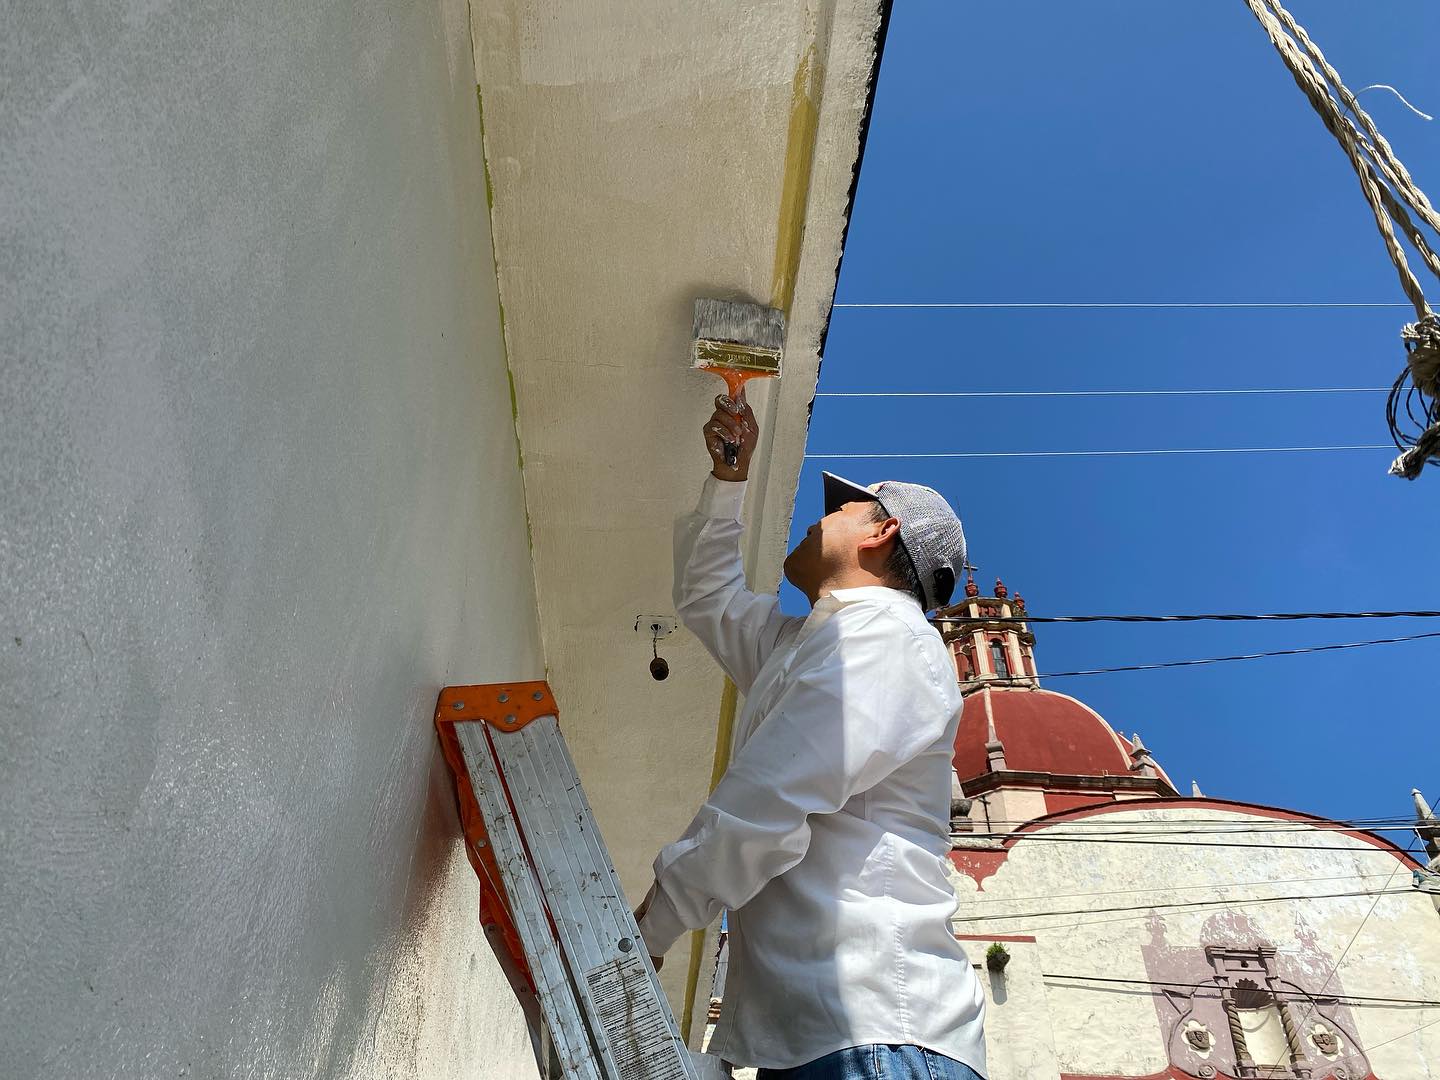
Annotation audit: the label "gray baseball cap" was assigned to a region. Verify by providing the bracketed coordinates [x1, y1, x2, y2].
[822, 471, 966, 611]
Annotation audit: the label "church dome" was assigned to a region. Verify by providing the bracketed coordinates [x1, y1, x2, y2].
[954, 685, 1137, 782]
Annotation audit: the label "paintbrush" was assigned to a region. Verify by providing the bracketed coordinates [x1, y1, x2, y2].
[692, 298, 786, 467]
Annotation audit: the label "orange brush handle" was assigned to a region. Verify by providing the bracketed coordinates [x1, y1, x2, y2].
[700, 366, 771, 466]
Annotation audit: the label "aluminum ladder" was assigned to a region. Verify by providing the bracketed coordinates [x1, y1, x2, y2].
[436, 681, 699, 1080]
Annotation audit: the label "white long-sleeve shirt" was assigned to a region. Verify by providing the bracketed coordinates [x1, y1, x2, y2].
[636, 477, 986, 1074]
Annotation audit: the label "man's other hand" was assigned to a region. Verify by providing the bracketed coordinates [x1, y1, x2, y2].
[705, 393, 758, 482]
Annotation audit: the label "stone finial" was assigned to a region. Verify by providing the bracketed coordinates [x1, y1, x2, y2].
[1191, 779, 1205, 798]
[985, 706, 1008, 772]
[1129, 732, 1157, 777]
[1415, 789, 1440, 860]
[994, 578, 1008, 599]
[1415, 788, 1436, 822]
[1013, 593, 1025, 613]
[950, 771, 973, 833]
[965, 573, 980, 598]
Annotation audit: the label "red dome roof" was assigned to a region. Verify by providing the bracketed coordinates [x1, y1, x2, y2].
[954, 686, 1136, 781]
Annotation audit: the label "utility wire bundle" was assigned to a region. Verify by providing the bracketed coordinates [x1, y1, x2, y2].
[1242, 0, 1440, 478]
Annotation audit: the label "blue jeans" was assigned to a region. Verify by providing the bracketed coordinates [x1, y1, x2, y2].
[757, 1045, 984, 1080]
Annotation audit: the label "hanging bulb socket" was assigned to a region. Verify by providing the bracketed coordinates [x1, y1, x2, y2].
[635, 616, 677, 682]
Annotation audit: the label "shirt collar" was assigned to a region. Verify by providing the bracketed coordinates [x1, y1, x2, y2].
[820, 585, 923, 611]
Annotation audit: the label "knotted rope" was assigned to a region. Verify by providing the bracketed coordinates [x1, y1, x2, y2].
[1242, 0, 1440, 478]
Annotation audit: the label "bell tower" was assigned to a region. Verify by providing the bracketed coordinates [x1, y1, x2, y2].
[934, 574, 1038, 690]
[943, 571, 1180, 829]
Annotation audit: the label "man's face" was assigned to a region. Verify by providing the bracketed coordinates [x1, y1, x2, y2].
[783, 499, 880, 596]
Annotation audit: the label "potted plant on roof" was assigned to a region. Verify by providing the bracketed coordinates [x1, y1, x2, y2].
[986, 942, 1011, 973]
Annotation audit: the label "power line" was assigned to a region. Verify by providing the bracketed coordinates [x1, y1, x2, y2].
[958, 870, 1409, 908]
[805, 445, 1391, 459]
[1275, 847, 1418, 1073]
[935, 609, 1440, 624]
[965, 816, 1425, 829]
[966, 823, 1423, 839]
[1362, 1012, 1440, 1054]
[974, 629, 1440, 679]
[952, 887, 1414, 924]
[1038, 973, 1440, 1010]
[817, 387, 1388, 398]
[832, 301, 1412, 309]
[956, 833, 1420, 852]
[950, 883, 1427, 935]
[952, 891, 1411, 937]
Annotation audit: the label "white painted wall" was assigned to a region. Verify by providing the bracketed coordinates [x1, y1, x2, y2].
[2, 3, 542, 1076]
[951, 807, 1440, 1079]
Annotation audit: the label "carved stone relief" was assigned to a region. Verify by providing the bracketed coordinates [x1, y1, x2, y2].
[1140, 912, 1374, 1080]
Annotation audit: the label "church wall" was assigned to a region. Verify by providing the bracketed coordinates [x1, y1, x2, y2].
[956, 935, 1062, 1078]
[948, 804, 1440, 1079]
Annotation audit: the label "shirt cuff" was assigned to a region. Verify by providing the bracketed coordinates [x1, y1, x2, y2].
[698, 475, 747, 521]
[636, 882, 689, 957]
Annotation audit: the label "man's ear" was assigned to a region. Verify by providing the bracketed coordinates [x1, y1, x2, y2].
[856, 515, 901, 551]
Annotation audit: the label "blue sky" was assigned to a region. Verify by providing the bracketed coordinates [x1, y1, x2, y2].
[781, 1, 1440, 826]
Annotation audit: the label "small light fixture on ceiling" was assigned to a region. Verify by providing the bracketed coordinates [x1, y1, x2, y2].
[635, 616, 677, 681]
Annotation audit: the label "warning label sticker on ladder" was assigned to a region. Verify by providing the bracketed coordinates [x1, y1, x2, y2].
[585, 955, 690, 1080]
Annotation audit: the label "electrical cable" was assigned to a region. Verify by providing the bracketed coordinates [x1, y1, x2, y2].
[957, 870, 1409, 908]
[951, 887, 1414, 925]
[950, 894, 1402, 937]
[1361, 1012, 1440, 1054]
[1266, 844, 1419, 1074]
[968, 629, 1440, 680]
[832, 302, 1412, 309]
[817, 387, 1388, 398]
[1038, 973, 1440, 1010]
[962, 817, 1425, 830]
[804, 445, 1391, 459]
[1239, 0, 1440, 479]
[934, 609, 1440, 624]
[955, 833, 1418, 852]
[959, 825, 1423, 839]
[968, 817, 1424, 828]
[964, 823, 1422, 839]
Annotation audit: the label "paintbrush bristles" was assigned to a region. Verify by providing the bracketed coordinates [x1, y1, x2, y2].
[692, 298, 786, 374]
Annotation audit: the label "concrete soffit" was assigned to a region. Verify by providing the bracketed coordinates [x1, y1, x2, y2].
[465, 0, 887, 1034]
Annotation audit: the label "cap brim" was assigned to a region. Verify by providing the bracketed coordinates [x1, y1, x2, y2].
[822, 471, 879, 515]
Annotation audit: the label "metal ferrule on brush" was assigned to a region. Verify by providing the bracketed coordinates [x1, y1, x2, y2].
[692, 339, 783, 374]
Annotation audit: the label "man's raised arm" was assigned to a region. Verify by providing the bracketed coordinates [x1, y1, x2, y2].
[672, 393, 798, 695]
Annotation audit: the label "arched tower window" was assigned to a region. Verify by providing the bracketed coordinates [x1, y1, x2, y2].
[990, 639, 1010, 678]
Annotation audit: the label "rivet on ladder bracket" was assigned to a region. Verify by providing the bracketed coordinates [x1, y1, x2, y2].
[533, 691, 545, 701]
